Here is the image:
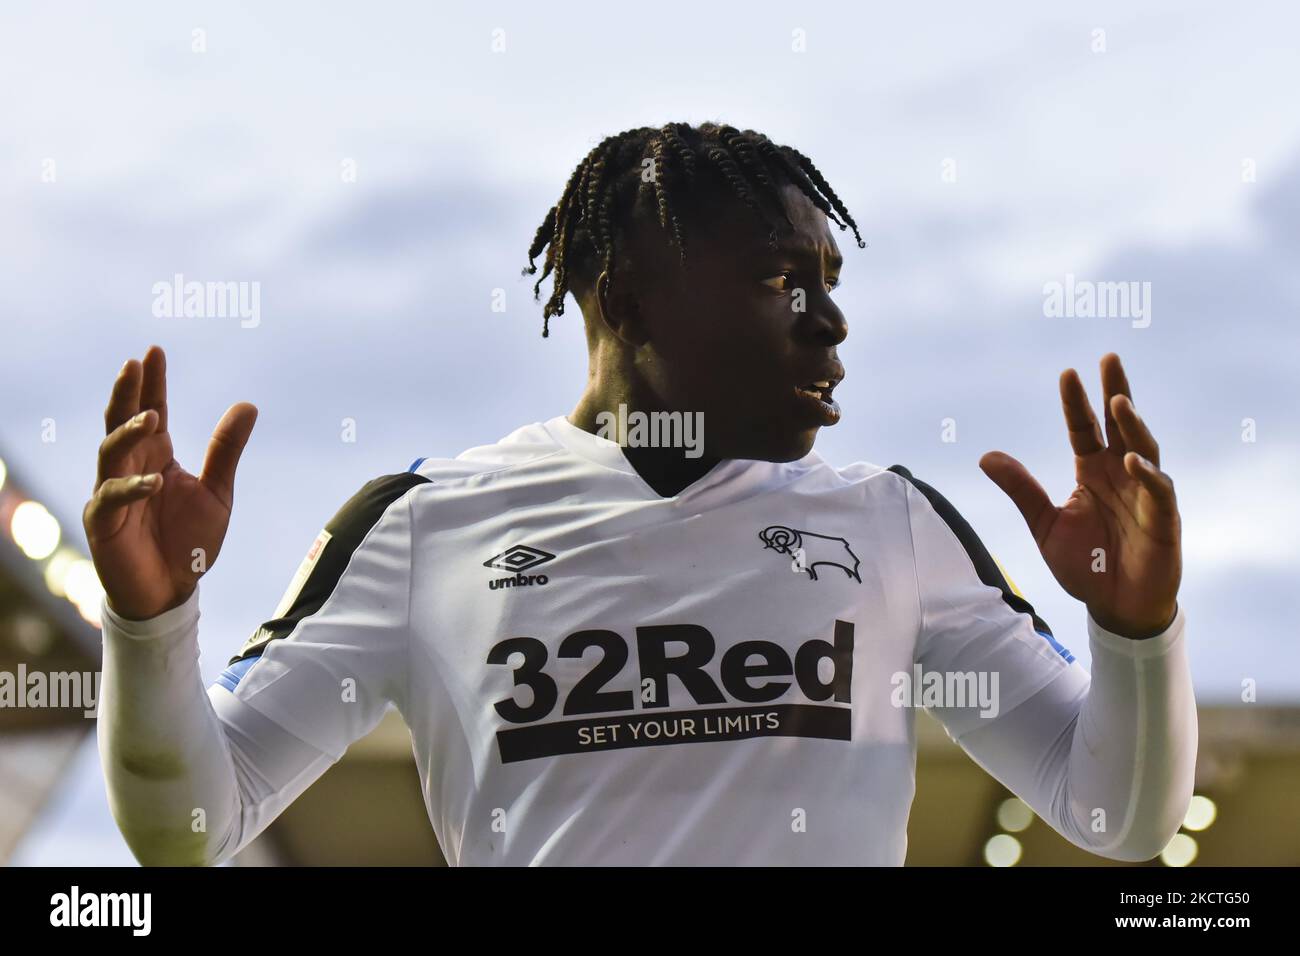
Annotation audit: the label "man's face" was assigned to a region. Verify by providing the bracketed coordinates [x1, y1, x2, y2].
[623, 181, 849, 462]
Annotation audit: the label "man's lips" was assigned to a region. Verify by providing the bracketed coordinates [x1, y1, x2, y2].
[792, 383, 842, 425]
[794, 381, 837, 404]
[789, 362, 844, 426]
[793, 363, 845, 405]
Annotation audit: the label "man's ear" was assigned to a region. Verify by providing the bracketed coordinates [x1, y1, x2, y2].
[596, 268, 650, 346]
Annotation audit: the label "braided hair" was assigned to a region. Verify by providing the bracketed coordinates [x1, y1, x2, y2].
[522, 121, 865, 337]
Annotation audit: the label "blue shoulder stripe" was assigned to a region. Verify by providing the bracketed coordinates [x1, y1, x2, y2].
[214, 656, 260, 693]
[1036, 629, 1075, 664]
[407, 457, 426, 473]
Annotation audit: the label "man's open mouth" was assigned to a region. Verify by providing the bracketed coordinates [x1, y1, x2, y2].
[794, 380, 837, 406]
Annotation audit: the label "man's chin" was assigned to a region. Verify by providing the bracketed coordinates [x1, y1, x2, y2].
[779, 428, 820, 462]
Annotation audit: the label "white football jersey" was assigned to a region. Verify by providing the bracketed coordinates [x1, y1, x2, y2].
[210, 414, 1092, 865]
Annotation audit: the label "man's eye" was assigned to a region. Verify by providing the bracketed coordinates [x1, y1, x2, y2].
[761, 272, 842, 293]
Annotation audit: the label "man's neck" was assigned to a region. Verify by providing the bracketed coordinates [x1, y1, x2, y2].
[566, 397, 723, 498]
[617, 442, 722, 498]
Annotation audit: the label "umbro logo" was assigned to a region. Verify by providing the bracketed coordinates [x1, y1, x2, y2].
[484, 545, 555, 572]
[485, 544, 555, 590]
[758, 525, 861, 583]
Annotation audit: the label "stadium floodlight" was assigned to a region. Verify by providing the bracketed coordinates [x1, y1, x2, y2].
[44, 546, 82, 597]
[12, 500, 61, 560]
[1183, 795, 1217, 832]
[984, 833, 1022, 867]
[996, 797, 1034, 833]
[64, 559, 105, 627]
[1160, 833, 1199, 867]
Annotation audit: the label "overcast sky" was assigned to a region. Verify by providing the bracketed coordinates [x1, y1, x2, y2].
[4, 1, 1297, 864]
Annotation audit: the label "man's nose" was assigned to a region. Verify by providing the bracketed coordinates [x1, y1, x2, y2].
[799, 297, 848, 346]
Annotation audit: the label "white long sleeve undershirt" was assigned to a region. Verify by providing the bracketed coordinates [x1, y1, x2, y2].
[954, 604, 1196, 861]
[98, 585, 334, 866]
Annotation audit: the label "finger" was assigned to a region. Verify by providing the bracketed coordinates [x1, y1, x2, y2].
[1123, 452, 1178, 533]
[83, 474, 162, 539]
[1099, 352, 1132, 456]
[104, 358, 143, 434]
[1060, 368, 1105, 457]
[1112, 394, 1160, 468]
[199, 402, 258, 507]
[979, 451, 1059, 545]
[140, 344, 169, 434]
[95, 408, 160, 488]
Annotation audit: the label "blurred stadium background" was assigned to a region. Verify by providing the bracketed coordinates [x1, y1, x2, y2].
[3, 1, 1298, 865]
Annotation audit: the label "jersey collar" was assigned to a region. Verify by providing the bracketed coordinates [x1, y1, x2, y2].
[543, 414, 754, 501]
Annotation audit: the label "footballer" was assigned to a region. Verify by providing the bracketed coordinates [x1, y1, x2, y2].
[88, 121, 1195, 865]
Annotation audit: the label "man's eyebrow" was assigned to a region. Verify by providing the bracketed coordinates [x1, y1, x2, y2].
[759, 241, 844, 270]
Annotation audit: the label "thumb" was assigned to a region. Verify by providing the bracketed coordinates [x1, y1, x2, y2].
[979, 451, 1056, 545]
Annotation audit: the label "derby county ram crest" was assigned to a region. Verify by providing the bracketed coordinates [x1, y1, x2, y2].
[758, 525, 862, 583]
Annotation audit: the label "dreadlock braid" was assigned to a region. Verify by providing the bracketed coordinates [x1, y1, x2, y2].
[523, 150, 592, 335]
[718, 125, 771, 192]
[784, 146, 865, 250]
[524, 121, 865, 337]
[544, 144, 604, 336]
[647, 137, 674, 237]
[705, 144, 780, 248]
[662, 122, 697, 181]
[656, 122, 698, 263]
[755, 138, 844, 231]
[522, 204, 556, 278]
[579, 130, 640, 336]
